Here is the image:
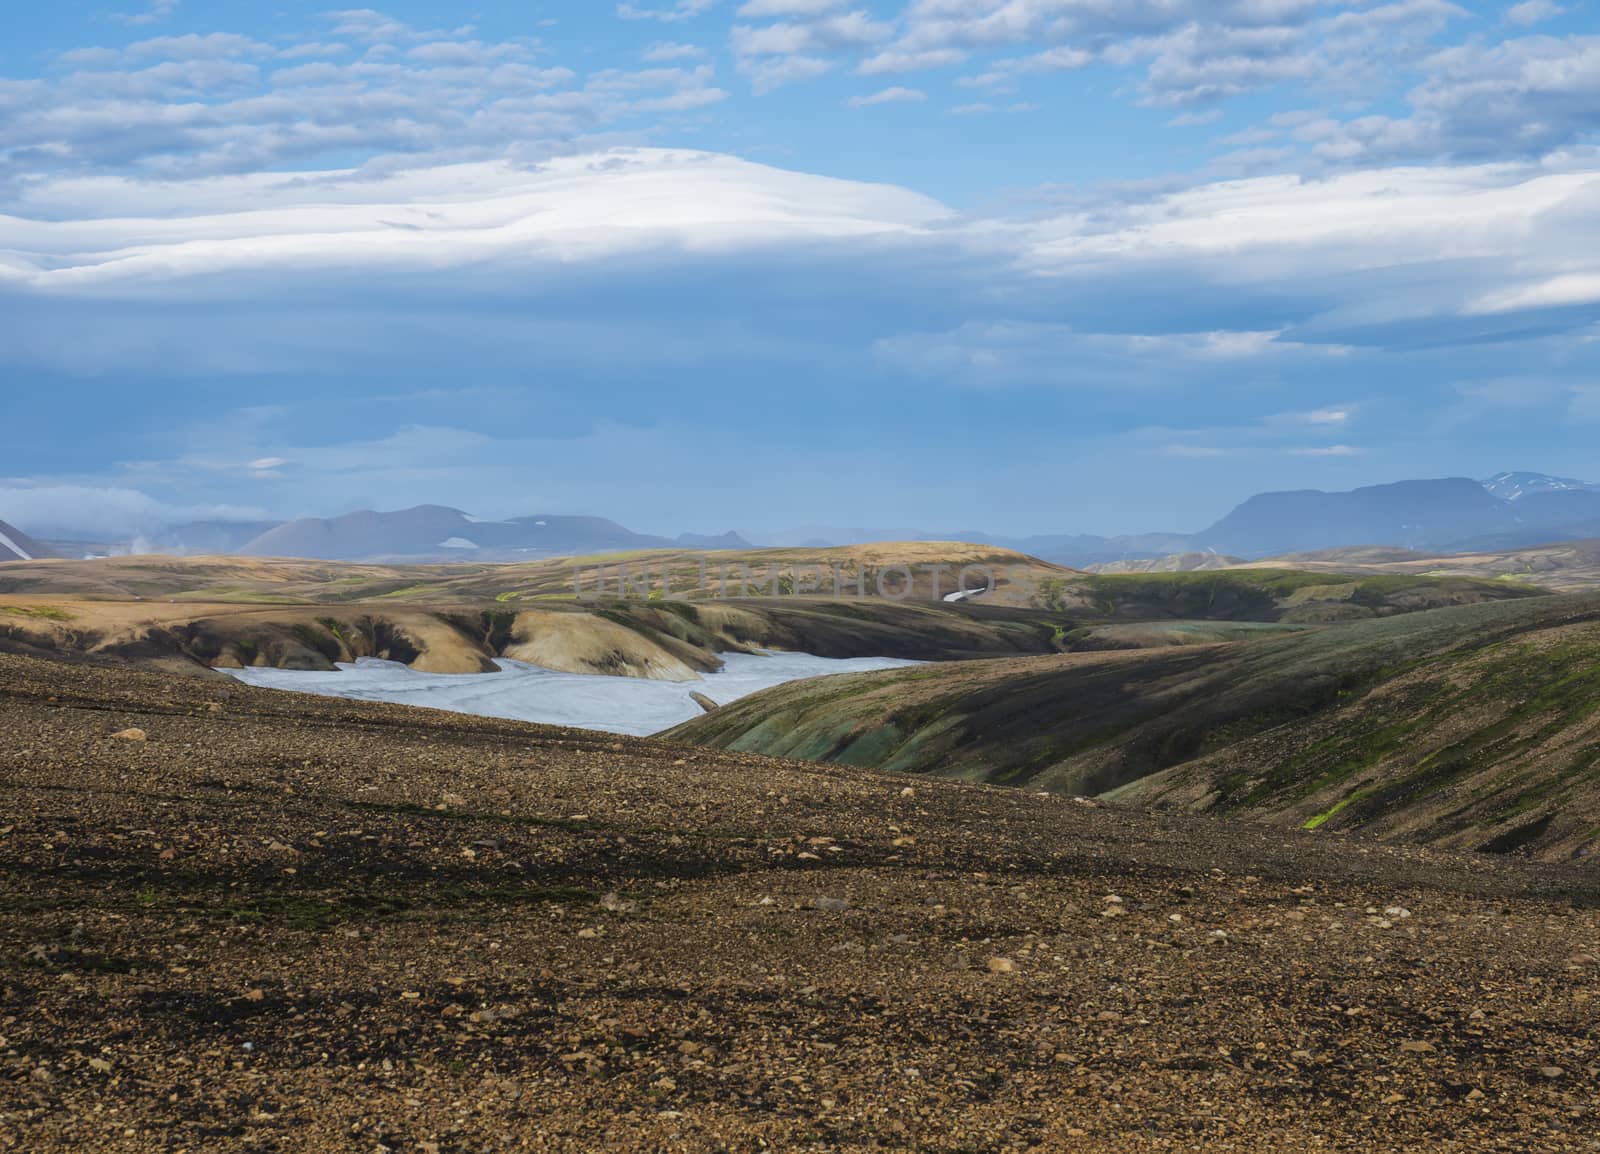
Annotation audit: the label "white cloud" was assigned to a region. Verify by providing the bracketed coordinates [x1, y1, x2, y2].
[0, 36, 720, 182]
[124, 32, 272, 61]
[875, 322, 1355, 388]
[1007, 45, 1095, 73]
[731, 5, 895, 92]
[278, 42, 352, 60]
[738, 0, 848, 14]
[849, 85, 927, 106]
[8, 0, 1566, 190]
[1295, 33, 1600, 164]
[859, 47, 967, 73]
[618, 0, 719, 22]
[0, 149, 949, 292]
[732, 11, 892, 56]
[6, 145, 1600, 348]
[1020, 160, 1600, 315]
[112, 0, 181, 27]
[739, 53, 835, 91]
[1469, 273, 1600, 314]
[643, 41, 707, 61]
[1506, 0, 1564, 26]
[0, 484, 264, 536]
[405, 40, 534, 65]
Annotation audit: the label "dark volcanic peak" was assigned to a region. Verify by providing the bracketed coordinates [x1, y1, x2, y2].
[1194, 477, 1511, 557]
[0, 519, 51, 561]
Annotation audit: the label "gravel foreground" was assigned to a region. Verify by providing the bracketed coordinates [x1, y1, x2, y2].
[1, 651, 1597, 1152]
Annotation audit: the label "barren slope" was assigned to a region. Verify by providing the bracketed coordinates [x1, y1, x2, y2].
[0, 651, 1597, 1151]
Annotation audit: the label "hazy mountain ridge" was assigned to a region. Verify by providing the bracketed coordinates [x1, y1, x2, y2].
[7, 471, 1600, 564]
[234, 507, 760, 561]
[762, 474, 1600, 566]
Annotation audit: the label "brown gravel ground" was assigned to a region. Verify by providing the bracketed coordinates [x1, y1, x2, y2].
[1, 651, 1597, 1153]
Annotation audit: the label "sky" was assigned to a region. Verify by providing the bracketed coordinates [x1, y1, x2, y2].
[1, 0, 1598, 539]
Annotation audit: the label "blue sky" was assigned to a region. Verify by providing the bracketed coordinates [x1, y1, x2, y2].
[2, 0, 1599, 538]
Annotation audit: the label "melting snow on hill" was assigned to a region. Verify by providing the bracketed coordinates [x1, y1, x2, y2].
[222, 651, 919, 737]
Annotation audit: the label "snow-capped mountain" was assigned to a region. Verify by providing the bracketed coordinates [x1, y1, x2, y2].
[1481, 472, 1600, 502]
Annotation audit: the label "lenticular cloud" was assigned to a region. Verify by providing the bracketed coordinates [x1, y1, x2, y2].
[0, 150, 950, 292]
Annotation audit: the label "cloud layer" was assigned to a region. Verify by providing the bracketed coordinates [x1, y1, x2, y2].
[6, 146, 1598, 328]
[2, 4, 1599, 538]
[0, 150, 947, 291]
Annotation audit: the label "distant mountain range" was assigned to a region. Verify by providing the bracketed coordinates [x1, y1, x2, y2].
[7, 471, 1600, 565]
[232, 507, 753, 562]
[765, 472, 1600, 566]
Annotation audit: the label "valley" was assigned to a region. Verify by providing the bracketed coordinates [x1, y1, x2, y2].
[3, 546, 1587, 870]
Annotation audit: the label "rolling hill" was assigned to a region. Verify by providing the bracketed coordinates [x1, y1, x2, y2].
[0, 547, 1079, 677]
[1232, 540, 1600, 593]
[1083, 551, 1246, 574]
[0, 551, 1543, 677]
[667, 591, 1600, 861]
[1037, 568, 1545, 624]
[1081, 540, 1600, 593]
[0, 543, 1071, 607]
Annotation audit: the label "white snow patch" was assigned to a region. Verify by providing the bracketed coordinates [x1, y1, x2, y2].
[0, 528, 34, 561]
[438, 537, 479, 550]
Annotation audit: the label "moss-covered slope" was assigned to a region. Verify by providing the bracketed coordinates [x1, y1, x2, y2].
[668, 592, 1600, 860]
